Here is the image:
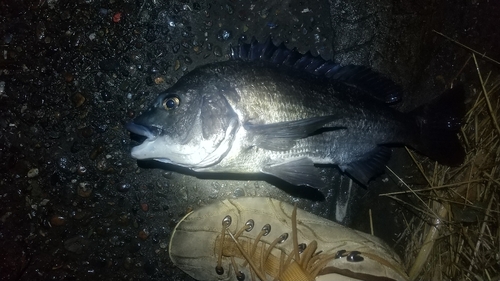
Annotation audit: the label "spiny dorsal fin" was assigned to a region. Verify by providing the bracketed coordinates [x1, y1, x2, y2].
[230, 37, 402, 104]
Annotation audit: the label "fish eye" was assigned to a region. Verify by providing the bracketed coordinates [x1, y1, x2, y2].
[162, 95, 180, 110]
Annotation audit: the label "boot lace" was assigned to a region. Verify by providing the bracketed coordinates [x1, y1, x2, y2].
[214, 205, 367, 281]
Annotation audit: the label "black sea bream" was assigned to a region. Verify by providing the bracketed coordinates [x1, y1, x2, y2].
[126, 39, 465, 188]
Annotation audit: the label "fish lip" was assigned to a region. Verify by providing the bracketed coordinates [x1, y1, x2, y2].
[125, 122, 158, 140]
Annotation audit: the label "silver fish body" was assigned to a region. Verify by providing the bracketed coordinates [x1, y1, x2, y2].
[127, 48, 464, 188]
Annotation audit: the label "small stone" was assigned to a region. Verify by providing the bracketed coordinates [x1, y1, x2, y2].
[50, 215, 66, 226]
[76, 164, 87, 175]
[172, 44, 180, 53]
[117, 183, 131, 193]
[154, 76, 164, 84]
[77, 182, 93, 197]
[123, 257, 133, 269]
[138, 229, 149, 240]
[213, 46, 222, 57]
[64, 236, 88, 254]
[118, 213, 129, 225]
[80, 126, 94, 138]
[63, 72, 74, 83]
[216, 29, 232, 41]
[119, 81, 130, 91]
[71, 93, 85, 107]
[27, 168, 39, 178]
[89, 145, 104, 160]
[96, 158, 109, 171]
[174, 60, 180, 71]
[101, 91, 112, 102]
[140, 202, 149, 212]
[73, 210, 87, 220]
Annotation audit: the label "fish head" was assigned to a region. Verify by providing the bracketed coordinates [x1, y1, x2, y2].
[126, 79, 239, 169]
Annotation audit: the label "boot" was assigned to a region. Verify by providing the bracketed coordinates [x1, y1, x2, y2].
[169, 197, 409, 281]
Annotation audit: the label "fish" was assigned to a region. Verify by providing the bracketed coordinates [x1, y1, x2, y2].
[126, 38, 465, 188]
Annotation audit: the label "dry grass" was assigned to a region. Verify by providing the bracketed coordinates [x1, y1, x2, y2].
[381, 38, 500, 280]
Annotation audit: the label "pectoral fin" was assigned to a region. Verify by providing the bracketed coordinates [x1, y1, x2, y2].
[245, 115, 341, 151]
[261, 157, 325, 188]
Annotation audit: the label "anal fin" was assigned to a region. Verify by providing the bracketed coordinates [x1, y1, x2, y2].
[261, 157, 325, 188]
[339, 146, 392, 185]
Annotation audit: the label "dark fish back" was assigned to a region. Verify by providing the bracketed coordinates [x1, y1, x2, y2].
[231, 37, 403, 104]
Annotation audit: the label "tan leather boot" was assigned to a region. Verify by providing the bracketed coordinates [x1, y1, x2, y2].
[169, 197, 409, 281]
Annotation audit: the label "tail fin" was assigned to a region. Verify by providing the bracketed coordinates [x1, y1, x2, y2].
[411, 85, 466, 166]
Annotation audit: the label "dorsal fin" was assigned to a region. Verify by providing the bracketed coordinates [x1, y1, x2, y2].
[231, 37, 402, 104]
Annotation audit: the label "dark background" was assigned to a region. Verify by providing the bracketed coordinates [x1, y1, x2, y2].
[1, 0, 498, 280]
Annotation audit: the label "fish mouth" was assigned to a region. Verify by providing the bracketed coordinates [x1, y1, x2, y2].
[125, 122, 158, 140]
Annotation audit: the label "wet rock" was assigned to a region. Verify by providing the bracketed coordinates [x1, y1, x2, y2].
[57, 156, 76, 174]
[77, 182, 93, 198]
[153, 77, 164, 84]
[36, 22, 46, 40]
[80, 126, 94, 138]
[101, 90, 112, 102]
[138, 229, 149, 240]
[71, 93, 86, 108]
[213, 45, 222, 57]
[151, 233, 159, 244]
[172, 44, 180, 53]
[50, 215, 66, 226]
[27, 168, 39, 178]
[64, 235, 88, 254]
[76, 164, 87, 175]
[95, 157, 111, 172]
[123, 257, 134, 270]
[216, 29, 232, 41]
[119, 81, 130, 92]
[118, 213, 129, 225]
[70, 141, 83, 153]
[109, 235, 125, 247]
[89, 145, 104, 160]
[117, 183, 131, 193]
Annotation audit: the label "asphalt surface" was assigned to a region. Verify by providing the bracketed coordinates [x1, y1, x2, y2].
[1, 0, 498, 280]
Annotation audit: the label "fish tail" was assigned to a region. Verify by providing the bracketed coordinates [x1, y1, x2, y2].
[411, 84, 466, 166]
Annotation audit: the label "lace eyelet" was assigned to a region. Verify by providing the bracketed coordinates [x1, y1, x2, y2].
[298, 243, 307, 254]
[335, 249, 346, 259]
[222, 215, 232, 228]
[262, 224, 271, 236]
[245, 219, 254, 231]
[347, 251, 363, 262]
[215, 265, 224, 275]
[278, 233, 288, 243]
[236, 271, 245, 281]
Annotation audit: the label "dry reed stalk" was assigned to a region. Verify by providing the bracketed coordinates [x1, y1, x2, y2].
[381, 39, 499, 280]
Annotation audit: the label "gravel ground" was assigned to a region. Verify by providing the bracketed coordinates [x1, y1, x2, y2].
[0, 0, 498, 280]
